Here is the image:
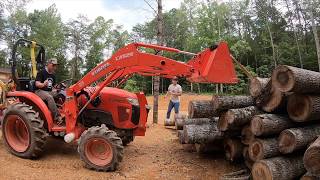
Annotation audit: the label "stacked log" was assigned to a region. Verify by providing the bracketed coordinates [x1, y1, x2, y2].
[303, 136, 320, 176]
[175, 65, 320, 180]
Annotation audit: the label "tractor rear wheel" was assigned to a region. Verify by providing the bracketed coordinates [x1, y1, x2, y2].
[78, 124, 124, 171]
[2, 103, 47, 158]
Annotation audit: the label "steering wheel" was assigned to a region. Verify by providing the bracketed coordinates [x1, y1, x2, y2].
[54, 78, 73, 90]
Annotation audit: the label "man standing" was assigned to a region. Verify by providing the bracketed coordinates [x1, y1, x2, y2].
[165, 76, 182, 121]
[35, 58, 62, 123]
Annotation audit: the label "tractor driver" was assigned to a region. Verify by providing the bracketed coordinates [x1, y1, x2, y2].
[35, 58, 63, 124]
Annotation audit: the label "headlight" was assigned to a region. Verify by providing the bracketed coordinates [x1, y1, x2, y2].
[127, 98, 139, 106]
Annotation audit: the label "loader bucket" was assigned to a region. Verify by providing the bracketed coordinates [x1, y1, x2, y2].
[187, 42, 238, 84]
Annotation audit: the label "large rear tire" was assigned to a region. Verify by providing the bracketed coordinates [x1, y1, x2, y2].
[78, 124, 124, 171]
[2, 103, 47, 159]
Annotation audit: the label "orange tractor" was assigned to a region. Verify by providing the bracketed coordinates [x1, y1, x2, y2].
[0, 39, 238, 171]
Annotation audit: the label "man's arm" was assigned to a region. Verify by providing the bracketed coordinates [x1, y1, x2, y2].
[36, 80, 48, 89]
[171, 86, 182, 96]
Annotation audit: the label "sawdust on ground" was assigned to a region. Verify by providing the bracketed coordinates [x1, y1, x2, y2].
[0, 94, 241, 180]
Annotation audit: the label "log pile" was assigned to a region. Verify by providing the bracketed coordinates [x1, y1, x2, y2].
[172, 65, 320, 180]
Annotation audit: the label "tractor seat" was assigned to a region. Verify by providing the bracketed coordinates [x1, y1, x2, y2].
[17, 78, 36, 92]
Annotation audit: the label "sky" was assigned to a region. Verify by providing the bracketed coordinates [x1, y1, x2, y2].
[25, 0, 184, 31]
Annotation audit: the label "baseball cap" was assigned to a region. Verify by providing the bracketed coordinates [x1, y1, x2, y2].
[48, 58, 59, 65]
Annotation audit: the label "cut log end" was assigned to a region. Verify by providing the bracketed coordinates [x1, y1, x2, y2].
[249, 77, 270, 98]
[241, 125, 254, 145]
[272, 65, 295, 92]
[252, 161, 273, 180]
[304, 148, 320, 175]
[218, 111, 232, 131]
[251, 116, 263, 136]
[261, 88, 284, 112]
[279, 130, 296, 154]
[287, 94, 311, 122]
[248, 141, 263, 162]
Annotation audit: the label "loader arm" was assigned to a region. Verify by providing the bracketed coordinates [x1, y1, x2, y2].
[63, 42, 238, 133]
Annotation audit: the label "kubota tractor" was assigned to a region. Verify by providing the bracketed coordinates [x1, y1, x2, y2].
[0, 39, 238, 171]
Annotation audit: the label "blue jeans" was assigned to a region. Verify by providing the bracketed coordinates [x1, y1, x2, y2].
[166, 100, 180, 119]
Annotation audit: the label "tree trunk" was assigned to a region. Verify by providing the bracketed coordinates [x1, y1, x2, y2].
[272, 65, 320, 93]
[310, 10, 320, 71]
[177, 130, 185, 144]
[224, 138, 244, 162]
[252, 156, 305, 180]
[218, 106, 260, 131]
[248, 138, 279, 162]
[249, 77, 270, 98]
[279, 125, 320, 154]
[251, 114, 295, 136]
[303, 136, 320, 176]
[241, 125, 255, 145]
[153, 0, 163, 124]
[183, 123, 223, 144]
[188, 100, 217, 118]
[243, 146, 254, 170]
[212, 95, 254, 111]
[176, 117, 217, 130]
[287, 94, 320, 122]
[195, 140, 223, 153]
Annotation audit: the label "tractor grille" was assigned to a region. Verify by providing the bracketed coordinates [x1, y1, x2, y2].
[131, 105, 140, 125]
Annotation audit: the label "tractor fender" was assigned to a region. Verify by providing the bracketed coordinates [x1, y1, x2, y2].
[7, 91, 54, 131]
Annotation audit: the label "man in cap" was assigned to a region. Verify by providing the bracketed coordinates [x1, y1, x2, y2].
[165, 76, 182, 121]
[35, 58, 63, 124]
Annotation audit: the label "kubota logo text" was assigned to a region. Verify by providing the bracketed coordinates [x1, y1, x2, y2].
[115, 52, 134, 61]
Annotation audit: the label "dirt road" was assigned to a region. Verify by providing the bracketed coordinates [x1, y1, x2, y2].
[0, 94, 241, 180]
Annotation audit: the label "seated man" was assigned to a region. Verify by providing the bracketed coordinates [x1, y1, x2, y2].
[35, 58, 63, 124]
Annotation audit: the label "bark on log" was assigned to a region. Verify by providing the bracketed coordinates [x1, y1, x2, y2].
[175, 117, 217, 131]
[287, 94, 320, 122]
[243, 146, 254, 170]
[279, 125, 320, 154]
[255, 80, 272, 107]
[241, 125, 255, 145]
[177, 130, 185, 144]
[303, 136, 320, 176]
[252, 156, 305, 180]
[195, 140, 223, 153]
[174, 114, 187, 129]
[212, 95, 254, 111]
[249, 77, 270, 98]
[301, 172, 320, 180]
[224, 138, 244, 162]
[218, 106, 260, 131]
[248, 138, 279, 162]
[272, 65, 320, 93]
[183, 123, 223, 144]
[260, 88, 287, 113]
[188, 100, 217, 118]
[251, 114, 295, 136]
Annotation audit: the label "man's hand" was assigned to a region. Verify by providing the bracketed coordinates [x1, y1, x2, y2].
[43, 80, 49, 87]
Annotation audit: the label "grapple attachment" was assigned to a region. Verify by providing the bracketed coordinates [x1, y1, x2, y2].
[187, 42, 238, 84]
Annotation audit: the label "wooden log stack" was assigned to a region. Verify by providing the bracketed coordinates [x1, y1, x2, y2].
[173, 65, 320, 180]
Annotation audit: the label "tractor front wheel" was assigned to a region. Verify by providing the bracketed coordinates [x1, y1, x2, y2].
[2, 103, 47, 158]
[78, 124, 124, 171]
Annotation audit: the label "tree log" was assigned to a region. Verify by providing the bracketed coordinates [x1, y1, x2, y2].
[188, 100, 217, 118]
[218, 106, 260, 131]
[251, 114, 295, 136]
[279, 125, 320, 154]
[252, 156, 305, 180]
[260, 88, 287, 113]
[224, 138, 244, 162]
[303, 136, 320, 176]
[272, 65, 320, 93]
[249, 77, 270, 98]
[212, 95, 254, 111]
[195, 140, 223, 153]
[243, 146, 254, 170]
[301, 172, 320, 180]
[177, 130, 185, 144]
[182, 144, 196, 152]
[175, 117, 217, 131]
[287, 94, 320, 122]
[183, 123, 223, 144]
[255, 80, 272, 107]
[241, 125, 255, 145]
[248, 138, 279, 162]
